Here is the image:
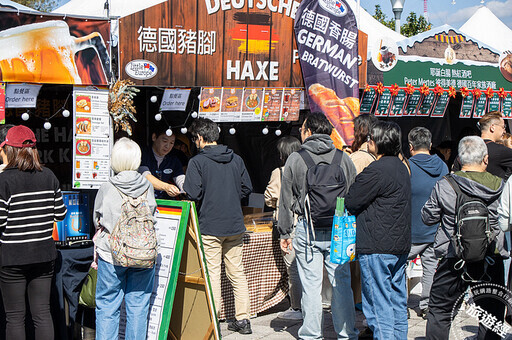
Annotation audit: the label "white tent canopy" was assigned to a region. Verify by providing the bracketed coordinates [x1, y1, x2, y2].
[52, 0, 167, 18]
[459, 6, 512, 53]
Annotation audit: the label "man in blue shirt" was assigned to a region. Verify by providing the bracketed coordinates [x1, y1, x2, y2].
[140, 126, 185, 199]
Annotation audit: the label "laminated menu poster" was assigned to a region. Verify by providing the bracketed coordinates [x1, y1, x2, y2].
[403, 91, 422, 116]
[241, 88, 263, 121]
[360, 88, 377, 114]
[72, 86, 112, 189]
[487, 93, 501, 113]
[261, 88, 283, 122]
[199, 87, 222, 121]
[460, 92, 474, 118]
[503, 95, 512, 119]
[374, 89, 391, 117]
[219, 88, 243, 122]
[473, 95, 487, 119]
[431, 92, 450, 118]
[389, 89, 407, 117]
[417, 92, 436, 116]
[281, 88, 301, 121]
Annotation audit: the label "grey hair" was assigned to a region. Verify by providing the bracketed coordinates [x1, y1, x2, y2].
[458, 136, 488, 166]
[110, 137, 142, 173]
[408, 127, 432, 151]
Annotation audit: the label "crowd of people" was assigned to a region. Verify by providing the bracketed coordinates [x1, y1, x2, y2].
[2, 110, 512, 339]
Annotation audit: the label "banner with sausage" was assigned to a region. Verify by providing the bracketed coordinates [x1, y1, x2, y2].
[294, 0, 359, 148]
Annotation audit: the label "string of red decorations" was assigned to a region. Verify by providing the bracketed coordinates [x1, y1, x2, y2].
[433, 85, 444, 96]
[390, 83, 400, 96]
[473, 88, 482, 99]
[448, 86, 457, 98]
[375, 82, 385, 95]
[419, 84, 430, 96]
[484, 87, 494, 99]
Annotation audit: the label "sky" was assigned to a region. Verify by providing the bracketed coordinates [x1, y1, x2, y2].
[361, 0, 512, 29]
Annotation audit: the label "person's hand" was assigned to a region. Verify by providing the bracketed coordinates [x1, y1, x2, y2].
[280, 238, 293, 254]
[164, 183, 181, 197]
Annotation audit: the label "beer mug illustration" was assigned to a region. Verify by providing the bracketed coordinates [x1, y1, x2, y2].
[0, 20, 111, 84]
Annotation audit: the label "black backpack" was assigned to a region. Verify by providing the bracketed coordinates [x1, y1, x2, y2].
[445, 175, 493, 263]
[298, 149, 347, 228]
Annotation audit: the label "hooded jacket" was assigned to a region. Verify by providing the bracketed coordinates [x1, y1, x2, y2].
[93, 171, 157, 264]
[277, 134, 357, 239]
[346, 156, 411, 255]
[184, 144, 252, 237]
[409, 153, 449, 243]
[421, 171, 507, 259]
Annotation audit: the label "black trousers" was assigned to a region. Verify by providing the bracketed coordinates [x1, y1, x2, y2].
[0, 261, 54, 340]
[426, 256, 505, 340]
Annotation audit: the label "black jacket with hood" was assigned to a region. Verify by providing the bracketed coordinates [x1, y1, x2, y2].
[184, 144, 252, 237]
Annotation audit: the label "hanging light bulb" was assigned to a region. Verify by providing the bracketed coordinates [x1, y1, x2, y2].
[166, 128, 173, 136]
[218, 126, 221, 133]
[181, 127, 188, 134]
[44, 121, 52, 130]
[275, 129, 282, 136]
[150, 95, 158, 103]
[154, 113, 162, 121]
[62, 109, 70, 118]
[191, 111, 198, 118]
[21, 112, 30, 121]
[262, 127, 269, 135]
[229, 127, 236, 135]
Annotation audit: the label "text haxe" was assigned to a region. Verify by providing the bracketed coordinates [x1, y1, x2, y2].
[227, 60, 279, 81]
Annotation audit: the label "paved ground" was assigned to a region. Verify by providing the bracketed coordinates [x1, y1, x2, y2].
[220, 294, 428, 339]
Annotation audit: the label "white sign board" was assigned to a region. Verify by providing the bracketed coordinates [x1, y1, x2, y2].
[5, 84, 42, 108]
[159, 88, 191, 111]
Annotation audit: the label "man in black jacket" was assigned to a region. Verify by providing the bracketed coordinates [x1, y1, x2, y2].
[184, 118, 253, 334]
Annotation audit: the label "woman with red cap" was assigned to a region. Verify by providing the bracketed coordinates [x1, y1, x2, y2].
[0, 125, 67, 340]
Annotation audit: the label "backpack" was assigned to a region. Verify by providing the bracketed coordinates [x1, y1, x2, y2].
[110, 189, 157, 268]
[298, 149, 348, 229]
[445, 175, 493, 263]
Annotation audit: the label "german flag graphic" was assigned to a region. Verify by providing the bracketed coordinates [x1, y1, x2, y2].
[228, 13, 280, 55]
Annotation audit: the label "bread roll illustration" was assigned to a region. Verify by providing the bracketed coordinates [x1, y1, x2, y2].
[308, 83, 359, 148]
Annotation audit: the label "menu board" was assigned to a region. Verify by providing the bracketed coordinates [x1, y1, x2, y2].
[417, 92, 436, 116]
[281, 88, 301, 121]
[199, 87, 301, 122]
[487, 93, 501, 113]
[503, 96, 512, 119]
[360, 88, 377, 114]
[403, 91, 422, 116]
[261, 88, 283, 121]
[459, 93, 474, 118]
[198, 87, 222, 121]
[72, 87, 112, 189]
[389, 90, 407, 117]
[431, 92, 450, 118]
[374, 89, 391, 117]
[473, 95, 487, 119]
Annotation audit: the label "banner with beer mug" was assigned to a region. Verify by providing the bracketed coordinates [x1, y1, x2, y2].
[0, 11, 111, 85]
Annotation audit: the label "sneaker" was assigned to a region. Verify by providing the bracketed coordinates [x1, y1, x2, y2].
[227, 319, 252, 335]
[277, 308, 303, 320]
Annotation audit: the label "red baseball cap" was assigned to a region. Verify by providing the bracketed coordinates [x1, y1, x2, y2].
[0, 125, 36, 148]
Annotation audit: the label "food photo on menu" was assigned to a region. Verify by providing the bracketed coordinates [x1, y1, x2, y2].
[75, 95, 91, 113]
[76, 139, 91, 156]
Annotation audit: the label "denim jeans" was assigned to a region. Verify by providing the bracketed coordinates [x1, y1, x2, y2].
[359, 253, 408, 340]
[96, 257, 155, 340]
[293, 219, 358, 340]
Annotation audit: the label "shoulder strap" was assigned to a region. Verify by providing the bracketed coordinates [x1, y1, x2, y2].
[332, 149, 343, 165]
[298, 149, 316, 169]
[444, 175, 463, 197]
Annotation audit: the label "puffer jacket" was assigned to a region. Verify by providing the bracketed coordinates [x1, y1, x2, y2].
[346, 156, 411, 255]
[421, 171, 507, 259]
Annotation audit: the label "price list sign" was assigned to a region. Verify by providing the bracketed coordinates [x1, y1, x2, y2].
[389, 89, 407, 117]
[72, 86, 112, 189]
[487, 93, 501, 113]
[460, 92, 474, 118]
[261, 88, 283, 122]
[360, 88, 377, 114]
[219, 88, 243, 122]
[417, 92, 436, 116]
[374, 89, 391, 117]
[473, 95, 487, 119]
[431, 92, 450, 118]
[503, 95, 512, 119]
[404, 91, 422, 116]
[281, 88, 301, 121]
[199, 87, 222, 121]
